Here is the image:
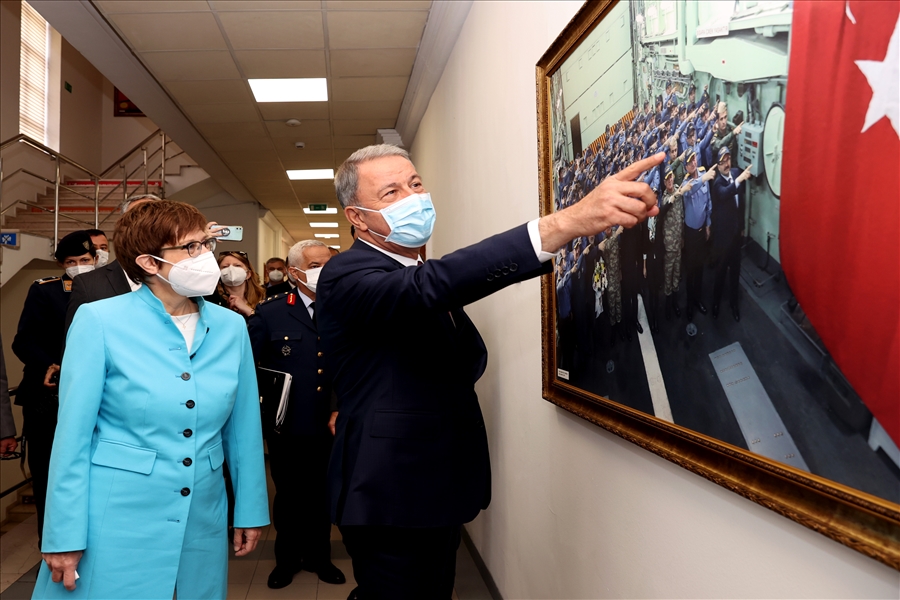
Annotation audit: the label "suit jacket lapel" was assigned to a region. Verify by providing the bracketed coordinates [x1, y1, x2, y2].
[287, 294, 318, 332]
[106, 261, 132, 294]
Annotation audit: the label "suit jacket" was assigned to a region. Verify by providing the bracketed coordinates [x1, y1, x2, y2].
[264, 281, 293, 297]
[64, 259, 132, 336]
[0, 333, 15, 439]
[12, 275, 71, 402]
[33, 285, 269, 599]
[317, 224, 551, 528]
[248, 291, 332, 437]
[710, 167, 747, 249]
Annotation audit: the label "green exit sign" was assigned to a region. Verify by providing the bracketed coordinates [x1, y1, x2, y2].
[308, 204, 328, 211]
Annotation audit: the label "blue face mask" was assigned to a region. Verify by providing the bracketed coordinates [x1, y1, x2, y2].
[355, 192, 436, 248]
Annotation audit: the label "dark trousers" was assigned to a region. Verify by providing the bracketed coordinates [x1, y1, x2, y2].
[267, 432, 334, 568]
[683, 226, 707, 309]
[340, 524, 461, 600]
[22, 399, 57, 548]
[713, 234, 742, 307]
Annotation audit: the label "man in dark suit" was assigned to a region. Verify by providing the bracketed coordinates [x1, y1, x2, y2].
[263, 256, 293, 297]
[248, 240, 345, 589]
[709, 146, 752, 321]
[13, 231, 95, 545]
[318, 144, 663, 599]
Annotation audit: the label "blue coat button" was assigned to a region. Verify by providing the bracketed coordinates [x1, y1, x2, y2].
[182, 458, 192, 466]
[183, 429, 193, 438]
[181, 372, 191, 381]
[186, 400, 195, 409]
[181, 487, 190, 496]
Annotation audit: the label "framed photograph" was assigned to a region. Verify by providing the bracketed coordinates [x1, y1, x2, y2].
[113, 87, 146, 117]
[537, 0, 899, 569]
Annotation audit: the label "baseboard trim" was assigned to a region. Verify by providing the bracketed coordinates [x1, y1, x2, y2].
[460, 526, 503, 600]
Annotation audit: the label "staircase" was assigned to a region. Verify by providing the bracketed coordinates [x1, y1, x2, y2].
[2, 180, 162, 239]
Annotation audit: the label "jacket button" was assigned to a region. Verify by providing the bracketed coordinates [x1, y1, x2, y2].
[317, 369, 323, 375]
[486, 274, 494, 282]
[186, 400, 195, 409]
[317, 351, 323, 357]
[181, 487, 191, 496]
[501, 267, 509, 275]
[182, 458, 192, 467]
[316, 386, 322, 392]
[284, 336, 289, 340]
[494, 269, 502, 277]
[183, 429, 193, 438]
[181, 372, 191, 381]
[510, 263, 518, 272]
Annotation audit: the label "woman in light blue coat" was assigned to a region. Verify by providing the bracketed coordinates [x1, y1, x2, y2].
[33, 201, 269, 599]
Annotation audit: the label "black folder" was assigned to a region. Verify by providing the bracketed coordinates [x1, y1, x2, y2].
[256, 367, 292, 433]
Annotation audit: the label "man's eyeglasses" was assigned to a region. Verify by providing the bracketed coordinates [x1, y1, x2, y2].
[219, 250, 248, 259]
[159, 237, 217, 257]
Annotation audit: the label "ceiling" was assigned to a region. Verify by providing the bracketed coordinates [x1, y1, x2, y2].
[86, 0, 455, 248]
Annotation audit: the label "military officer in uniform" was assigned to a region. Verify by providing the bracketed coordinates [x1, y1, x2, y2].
[248, 240, 345, 589]
[12, 230, 95, 545]
[710, 101, 742, 169]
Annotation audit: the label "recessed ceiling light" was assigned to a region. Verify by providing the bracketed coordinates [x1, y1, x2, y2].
[248, 78, 327, 102]
[310, 222, 339, 228]
[315, 233, 339, 238]
[304, 207, 338, 214]
[287, 169, 334, 180]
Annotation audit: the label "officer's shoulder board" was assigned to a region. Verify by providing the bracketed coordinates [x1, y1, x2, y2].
[259, 293, 284, 307]
[35, 276, 61, 284]
[698, 166, 707, 172]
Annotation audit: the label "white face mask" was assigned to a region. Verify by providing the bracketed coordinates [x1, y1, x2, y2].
[294, 266, 322, 294]
[152, 251, 220, 297]
[66, 264, 95, 279]
[220, 265, 248, 286]
[267, 269, 284, 283]
[95, 249, 109, 267]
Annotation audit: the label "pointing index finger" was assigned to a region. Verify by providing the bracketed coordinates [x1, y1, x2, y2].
[612, 152, 666, 182]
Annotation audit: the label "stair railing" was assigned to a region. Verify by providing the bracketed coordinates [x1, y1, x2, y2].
[0, 130, 177, 245]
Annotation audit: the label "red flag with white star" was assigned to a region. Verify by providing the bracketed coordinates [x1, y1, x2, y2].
[781, 1, 899, 445]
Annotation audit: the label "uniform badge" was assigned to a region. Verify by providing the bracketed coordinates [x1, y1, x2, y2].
[63, 280, 73, 292]
[281, 345, 291, 356]
[287, 293, 296, 306]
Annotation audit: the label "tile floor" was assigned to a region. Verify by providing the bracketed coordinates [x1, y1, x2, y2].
[0, 476, 492, 600]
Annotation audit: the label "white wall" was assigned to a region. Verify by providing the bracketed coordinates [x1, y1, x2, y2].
[411, 2, 899, 598]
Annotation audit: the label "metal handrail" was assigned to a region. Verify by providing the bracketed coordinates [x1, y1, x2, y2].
[98, 128, 162, 179]
[1, 130, 174, 241]
[0, 134, 99, 179]
[1, 199, 97, 227]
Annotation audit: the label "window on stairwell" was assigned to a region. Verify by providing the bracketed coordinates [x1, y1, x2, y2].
[19, 1, 48, 144]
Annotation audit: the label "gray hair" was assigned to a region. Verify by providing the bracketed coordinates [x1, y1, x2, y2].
[287, 239, 328, 268]
[334, 144, 410, 208]
[122, 193, 162, 212]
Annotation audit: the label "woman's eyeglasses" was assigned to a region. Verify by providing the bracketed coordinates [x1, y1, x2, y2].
[219, 250, 248, 259]
[159, 237, 217, 257]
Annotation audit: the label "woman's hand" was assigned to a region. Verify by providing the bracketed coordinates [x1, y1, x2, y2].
[43, 551, 83, 591]
[227, 295, 253, 317]
[233, 528, 262, 557]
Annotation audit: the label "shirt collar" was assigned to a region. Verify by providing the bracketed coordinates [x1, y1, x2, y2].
[360, 238, 422, 267]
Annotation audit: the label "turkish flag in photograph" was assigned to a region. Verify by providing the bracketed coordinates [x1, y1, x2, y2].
[781, 1, 899, 445]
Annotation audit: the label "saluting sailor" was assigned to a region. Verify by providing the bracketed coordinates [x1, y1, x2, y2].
[12, 230, 96, 547]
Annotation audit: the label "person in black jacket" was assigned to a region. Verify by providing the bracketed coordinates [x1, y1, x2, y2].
[318, 144, 663, 599]
[248, 240, 344, 589]
[13, 231, 95, 545]
[709, 147, 752, 321]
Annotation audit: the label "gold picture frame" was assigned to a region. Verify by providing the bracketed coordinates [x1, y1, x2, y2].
[536, 0, 899, 570]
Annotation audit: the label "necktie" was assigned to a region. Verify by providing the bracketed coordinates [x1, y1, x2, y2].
[309, 301, 316, 323]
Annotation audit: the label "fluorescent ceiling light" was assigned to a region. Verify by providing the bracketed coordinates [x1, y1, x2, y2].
[304, 207, 338, 214]
[249, 78, 327, 102]
[287, 169, 334, 180]
[315, 233, 339, 238]
[310, 222, 339, 228]
[329, 245, 341, 249]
